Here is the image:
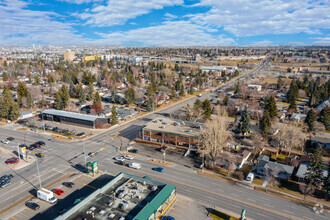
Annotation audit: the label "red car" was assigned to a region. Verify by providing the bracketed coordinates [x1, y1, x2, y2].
[5, 157, 19, 164]
[52, 188, 64, 195]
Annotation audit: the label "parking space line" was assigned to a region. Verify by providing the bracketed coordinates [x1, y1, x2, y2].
[10, 216, 18, 220]
[171, 208, 185, 213]
[167, 212, 181, 217]
[18, 211, 29, 217]
[176, 199, 191, 205]
[174, 203, 187, 208]
[25, 207, 37, 213]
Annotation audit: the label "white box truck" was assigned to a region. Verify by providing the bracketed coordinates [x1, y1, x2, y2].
[37, 188, 57, 204]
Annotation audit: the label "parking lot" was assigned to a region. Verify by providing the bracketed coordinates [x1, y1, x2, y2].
[164, 196, 211, 220]
[8, 173, 113, 220]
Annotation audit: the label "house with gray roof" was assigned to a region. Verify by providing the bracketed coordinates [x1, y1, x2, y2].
[296, 162, 328, 182]
[253, 155, 294, 180]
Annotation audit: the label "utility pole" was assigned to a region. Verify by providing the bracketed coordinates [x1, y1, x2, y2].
[202, 144, 205, 173]
[17, 143, 21, 160]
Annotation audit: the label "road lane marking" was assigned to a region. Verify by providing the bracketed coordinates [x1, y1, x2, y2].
[120, 166, 301, 220]
[283, 210, 294, 214]
[246, 198, 256, 202]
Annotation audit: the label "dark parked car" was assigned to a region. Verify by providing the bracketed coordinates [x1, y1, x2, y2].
[7, 137, 15, 141]
[0, 180, 12, 188]
[36, 141, 46, 146]
[57, 208, 67, 214]
[128, 149, 138, 153]
[115, 161, 125, 166]
[76, 132, 85, 137]
[19, 144, 27, 148]
[25, 202, 40, 210]
[0, 174, 13, 182]
[63, 182, 74, 188]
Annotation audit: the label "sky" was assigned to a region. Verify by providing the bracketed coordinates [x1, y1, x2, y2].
[0, 0, 329, 46]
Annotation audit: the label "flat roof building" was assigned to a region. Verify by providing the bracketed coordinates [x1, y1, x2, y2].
[41, 109, 108, 128]
[141, 118, 201, 150]
[55, 173, 176, 220]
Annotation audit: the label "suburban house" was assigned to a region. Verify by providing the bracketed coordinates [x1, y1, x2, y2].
[247, 84, 262, 92]
[296, 162, 329, 182]
[290, 113, 306, 122]
[253, 155, 294, 180]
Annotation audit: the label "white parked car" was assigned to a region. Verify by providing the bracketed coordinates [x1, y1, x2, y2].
[128, 163, 141, 169]
[108, 213, 115, 218]
[1, 139, 9, 144]
[197, 94, 202, 97]
[245, 172, 255, 183]
[124, 155, 134, 160]
[114, 156, 125, 162]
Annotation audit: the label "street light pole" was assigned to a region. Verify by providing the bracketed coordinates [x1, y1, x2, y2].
[202, 144, 205, 173]
[17, 143, 21, 160]
[32, 153, 42, 189]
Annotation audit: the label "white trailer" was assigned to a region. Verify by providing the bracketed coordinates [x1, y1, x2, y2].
[37, 188, 57, 204]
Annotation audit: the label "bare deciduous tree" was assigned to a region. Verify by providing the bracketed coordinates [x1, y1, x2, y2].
[299, 184, 315, 200]
[265, 166, 280, 191]
[201, 106, 231, 166]
[272, 123, 306, 156]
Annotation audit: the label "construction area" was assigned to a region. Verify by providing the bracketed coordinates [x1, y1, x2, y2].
[55, 173, 176, 220]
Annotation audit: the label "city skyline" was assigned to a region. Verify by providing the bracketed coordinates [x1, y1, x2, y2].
[0, 0, 329, 46]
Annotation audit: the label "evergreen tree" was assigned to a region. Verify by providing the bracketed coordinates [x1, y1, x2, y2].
[61, 85, 69, 109]
[239, 107, 251, 137]
[2, 72, 8, 81]
[17, 81, 28, 107]
[306, 144, 324, 188]
[202, 99, 212, 119]
[0, 88, 20, 120]
[48, 75, 55, 84]
[87, 84, 94, 101]
[69, 81, 76, 98]
[110, 105, 118, 125]
[305, 109, 316, 132]
[287, 80, 298, 109]
[55, 92, 63, 110]
[179, 83, 185, 96]
[194, 99, 202, 112]
[277, 77, 283, 89]
[94, 91, 102, 104]
[125, 88, 136, 105]
[320, 107, 330, 129]
[78, 87, 86, 104]
[170, 86, 176, 99]
[189, 86, 195, 95]
[146, 98, 155, 112]
[8, 103, 20, 121]
[324, 172, 330, 197]
[234, 81, 240, 94]
[26, 91, 34, 109]
[223, 95, 229, 106]
[259, 110, 271, 135]
[265, 96, 278, 118]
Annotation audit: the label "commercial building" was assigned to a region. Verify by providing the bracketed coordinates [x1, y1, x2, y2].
[40, 109, 108, 128]
[55, 173, 176, 220]
[63, 51, 75, 62]
[141, 118, 201, 150]
[82, 55, 101, 62]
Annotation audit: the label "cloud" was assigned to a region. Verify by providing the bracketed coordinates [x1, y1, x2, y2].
[189, 0, 330, 36]
[0, 0, 85, 45]
[249, 40, 273, 46]
[79, 0, 183, 26]
[164, 13, 178, 20]
[95, 20, 235, 46]
[56, 0, 102, 4]
[311, 37, 330, 45]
